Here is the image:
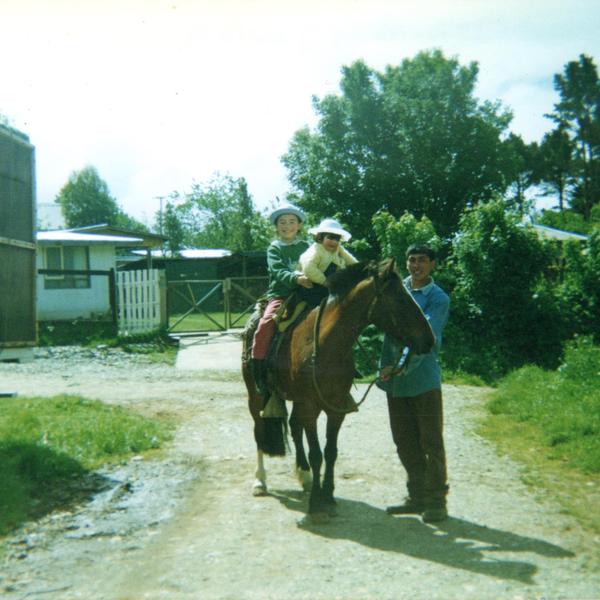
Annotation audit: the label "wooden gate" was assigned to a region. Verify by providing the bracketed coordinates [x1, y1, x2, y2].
[167, 276, 267, 333]
[116, 269, 163, 335]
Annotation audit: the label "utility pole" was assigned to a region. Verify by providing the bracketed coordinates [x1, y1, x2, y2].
[154, 195, 166, 256]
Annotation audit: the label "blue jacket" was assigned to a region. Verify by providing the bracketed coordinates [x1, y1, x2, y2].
[377, 277, 449, 397]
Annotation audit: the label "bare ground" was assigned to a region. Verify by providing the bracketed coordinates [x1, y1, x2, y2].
[1, 342, 599, 600]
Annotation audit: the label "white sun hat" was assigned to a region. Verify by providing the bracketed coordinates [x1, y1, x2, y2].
[269, 202, 306, 224]
[308, 218, 352, 242]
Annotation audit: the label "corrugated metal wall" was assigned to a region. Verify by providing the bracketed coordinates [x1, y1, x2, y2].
[0, 125, 37, 346]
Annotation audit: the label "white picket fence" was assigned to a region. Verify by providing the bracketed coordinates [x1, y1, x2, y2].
[116, 269, 162, 335]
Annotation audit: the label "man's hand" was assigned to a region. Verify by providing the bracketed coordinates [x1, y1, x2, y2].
[296, 274, 313, 289]
[379, 365, 395, 381]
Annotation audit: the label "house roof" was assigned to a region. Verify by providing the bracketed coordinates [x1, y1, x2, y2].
[132, 248, 232, 259]
[532, 224, 588, 242]
[69, 224, 167, 247]
[37, 230, 144, 246]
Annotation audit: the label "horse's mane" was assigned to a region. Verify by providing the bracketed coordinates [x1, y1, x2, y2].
[327, 261, 379, 299]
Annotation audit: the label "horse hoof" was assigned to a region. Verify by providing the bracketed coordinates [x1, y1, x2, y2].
[252, 481, 268, 496]
[298, 512, 330, 526]
[296, 468, 312, 492]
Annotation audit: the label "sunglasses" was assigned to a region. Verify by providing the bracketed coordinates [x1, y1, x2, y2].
[324, 233, 342, 241]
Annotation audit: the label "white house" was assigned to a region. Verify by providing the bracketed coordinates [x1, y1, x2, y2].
[36, 230, 144, 320]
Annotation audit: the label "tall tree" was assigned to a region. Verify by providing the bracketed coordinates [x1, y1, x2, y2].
[537, 125, 574, 211]
[549, 54, 600, 220]
[504, 133, 539, 212]
[161, 200, 186, 255]
[55, 165, 145, 230]
[55, 166, 119, 227]
[169, 174, 271, 252]
[282, 50, 513, 243]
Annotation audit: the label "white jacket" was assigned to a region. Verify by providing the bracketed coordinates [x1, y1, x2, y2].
[299, 242, 358, 285]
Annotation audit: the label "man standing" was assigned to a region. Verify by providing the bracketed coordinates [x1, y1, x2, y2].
[378, 244, 450, 523]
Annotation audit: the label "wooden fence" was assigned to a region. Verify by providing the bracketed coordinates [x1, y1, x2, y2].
[116, 269, 162, 335]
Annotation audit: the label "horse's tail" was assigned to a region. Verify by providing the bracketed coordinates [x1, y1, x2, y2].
[259, 417, 286, 457]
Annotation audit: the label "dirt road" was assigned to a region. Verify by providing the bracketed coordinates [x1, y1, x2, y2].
[1, 338, 599, 600]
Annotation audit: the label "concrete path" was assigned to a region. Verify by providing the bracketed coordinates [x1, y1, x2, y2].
[174, 331, 243, 371]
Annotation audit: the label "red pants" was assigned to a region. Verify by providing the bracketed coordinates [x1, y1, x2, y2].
[251, 298, 283, 359]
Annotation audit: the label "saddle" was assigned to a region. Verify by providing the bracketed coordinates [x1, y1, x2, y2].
[273, 295, 309, 333]
[243, 295, 311, 417]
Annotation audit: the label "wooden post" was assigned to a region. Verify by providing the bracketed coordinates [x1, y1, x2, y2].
[108, 268, 117, 325]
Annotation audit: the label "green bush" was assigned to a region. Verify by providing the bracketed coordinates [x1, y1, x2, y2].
[443, 200, 564, 379]
[353, 325, 384, 377]
[557, 231, 600, 343]
[38, 320, 118, 347]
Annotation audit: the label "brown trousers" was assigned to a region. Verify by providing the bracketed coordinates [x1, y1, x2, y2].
[387, 388, 448, 506]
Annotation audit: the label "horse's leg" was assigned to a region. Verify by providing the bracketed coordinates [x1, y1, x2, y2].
[304, 424, 326, 515]
[246, 365, 269, 496]
[253, 448, 268, 496]
[322, 413, 345, 507]
[289, 405, 311, 491]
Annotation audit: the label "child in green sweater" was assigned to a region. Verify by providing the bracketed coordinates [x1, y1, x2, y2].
[251, 202, 312, 396]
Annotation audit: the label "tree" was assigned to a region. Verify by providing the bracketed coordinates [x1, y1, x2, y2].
[161, 200, 186, 255]
[168, 174, 271, 252]
[372, 210, 441, 261]
[282, 50, 513, 245]
[558, 230, 600, 342]
[444, 199, 563, 379]
[549, 54, 600, 220]
[504, 133, 539, 212]
[537, 125, 574, 211]
[55, 165, 146, 230]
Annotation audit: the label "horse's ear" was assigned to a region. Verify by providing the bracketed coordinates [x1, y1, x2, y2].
[380, 257, 396, 278]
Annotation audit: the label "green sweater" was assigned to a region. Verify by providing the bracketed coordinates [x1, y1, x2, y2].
[266, 238, 310, 299]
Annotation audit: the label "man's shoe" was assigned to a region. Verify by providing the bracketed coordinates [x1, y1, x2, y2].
[386, 497, 425, 515]
[422, 506, 448, 523]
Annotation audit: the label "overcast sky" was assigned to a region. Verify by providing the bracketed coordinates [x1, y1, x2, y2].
[2, 0, 599, 226]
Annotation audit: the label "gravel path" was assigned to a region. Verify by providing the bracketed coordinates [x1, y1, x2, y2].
[1, 344, 599, 600]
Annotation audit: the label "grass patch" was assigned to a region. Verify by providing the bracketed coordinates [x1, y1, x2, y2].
[444, 370, 488, 387]
[169, 312, 249, 333]
[0, 394, 173, 537]
[480, 336, 600, 539]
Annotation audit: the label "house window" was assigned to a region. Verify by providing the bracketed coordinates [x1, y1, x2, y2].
[44, 246, 91, 289]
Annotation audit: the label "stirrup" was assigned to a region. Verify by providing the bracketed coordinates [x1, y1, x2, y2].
[260, 392, 286, 418]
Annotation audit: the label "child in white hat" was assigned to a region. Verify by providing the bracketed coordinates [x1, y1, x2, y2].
[299, 218, 358, 306]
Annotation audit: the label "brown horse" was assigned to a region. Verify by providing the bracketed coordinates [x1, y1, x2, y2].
[242, 259, 434, 516]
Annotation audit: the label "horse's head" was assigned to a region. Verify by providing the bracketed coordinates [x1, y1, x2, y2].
[327, 259, 434, 355]
[367, 259, 434, 355]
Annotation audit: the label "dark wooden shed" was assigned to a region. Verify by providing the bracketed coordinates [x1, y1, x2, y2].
[0, 124, 36, 360]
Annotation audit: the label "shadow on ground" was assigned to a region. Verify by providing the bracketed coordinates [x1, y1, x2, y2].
[270, 489, 574, 584]
[0, 441, 114, 536]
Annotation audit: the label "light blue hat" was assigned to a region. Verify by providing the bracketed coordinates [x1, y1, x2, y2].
[269, 202, 306, 225]
[308, 218, 351, 242]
